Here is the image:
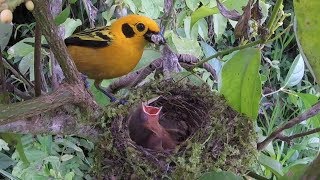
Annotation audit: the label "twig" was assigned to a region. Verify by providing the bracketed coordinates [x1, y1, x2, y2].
[5, 82, 32, 100]
[257, 101, 320, 150]
[34, 22, 42, 97]
[160, 0, 176, 34]
[277, 127, 320, 143]
[1, 58, 34, 89]
[0, 47, 5, 93]
[266, 0, 283, 31]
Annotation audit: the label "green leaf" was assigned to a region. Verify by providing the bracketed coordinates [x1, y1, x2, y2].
[0, 139, 9, 151]
[258, 153, 284, 177]
[279, 164, 308, 180]
[197, 18, 209, 40]
[58, 139, 83, 152]
[69, 0, 77, 4]
[296, 93, 320, 127]
[0, 22, 13, 51]
[124, 0, 137, 13]
[199, 171, 243, 180]
[7, 38, 34, 58]
[220, 48, 261, 119]
[294, 0, 320, 83]
[184, 16, 192, 39]
[0, 152, 14, 169]
[200, 41, 223, 76]
[55, 6, 71, 25]
[61, 18, 82, 39]
[18, 52, 34, 80]
[170, 33, 203, 58]
[134, 49, 161, 70]
[37, 135, 53, 155]
[191, 0, 249, 25]
[0, 169, 19, 180]
[191, 6, 219, 26]
[283, 54, 304, 87]
[89, 79, 113, 106]
[213, 14, 228, 40]
[140, 0, 161, 19]
[64, 171, 75, 180]
[186, 0, 201, 11]
[61, 154, 74, 162]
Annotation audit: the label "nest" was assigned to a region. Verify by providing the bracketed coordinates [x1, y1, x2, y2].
[95, 78, 257, 179]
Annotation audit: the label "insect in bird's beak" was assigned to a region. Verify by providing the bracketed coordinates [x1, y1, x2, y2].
[144, 31, 166, 45]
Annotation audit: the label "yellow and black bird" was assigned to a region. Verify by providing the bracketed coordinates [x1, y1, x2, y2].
[65, 14, 165, 101]
[29, 15, 165, 101]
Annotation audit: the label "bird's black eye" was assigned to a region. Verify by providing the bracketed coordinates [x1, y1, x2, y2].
[136, 23, 145, 32]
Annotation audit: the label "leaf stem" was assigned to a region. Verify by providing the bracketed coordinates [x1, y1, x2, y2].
[266, 0, 283, 31]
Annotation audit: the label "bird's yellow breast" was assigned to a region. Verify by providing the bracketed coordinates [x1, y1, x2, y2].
[67, 36, 146, 80]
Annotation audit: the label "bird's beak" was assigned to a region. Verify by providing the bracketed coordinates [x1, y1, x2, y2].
[142, 103, 162, 117]
[144, 31, 166, 45]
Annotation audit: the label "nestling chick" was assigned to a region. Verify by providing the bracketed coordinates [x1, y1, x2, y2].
[128, 103, 176, 151]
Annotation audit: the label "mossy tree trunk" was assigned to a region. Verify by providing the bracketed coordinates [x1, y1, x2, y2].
[0, 0, 102, 140]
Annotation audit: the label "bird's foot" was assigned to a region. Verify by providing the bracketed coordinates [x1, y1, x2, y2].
[80, 74, 90, 89]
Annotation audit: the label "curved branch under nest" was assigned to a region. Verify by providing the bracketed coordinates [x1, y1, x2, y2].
[96, 79, 257, 179]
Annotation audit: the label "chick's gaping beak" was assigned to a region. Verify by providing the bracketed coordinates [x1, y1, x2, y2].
[144, 30, 166, 45]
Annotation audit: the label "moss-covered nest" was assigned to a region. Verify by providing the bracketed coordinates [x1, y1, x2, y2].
[95, 78, 257, 179]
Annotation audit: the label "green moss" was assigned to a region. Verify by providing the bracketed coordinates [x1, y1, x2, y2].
[95, 78, 257, 179]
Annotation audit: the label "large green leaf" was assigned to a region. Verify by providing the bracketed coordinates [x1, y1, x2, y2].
[283, 54, 305, 87]
[0, 152, 14, 169]
[0, 22, 12, 51]
[258, 153, 284, 177]
[54, 6, 71, 25]
[294, 0, 320, 83]
[220, 48, 261, 119]
[279, 164, 307, 180]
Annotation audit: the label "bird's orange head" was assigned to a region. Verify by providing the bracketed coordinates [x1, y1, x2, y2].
[110, 14, 166, 46]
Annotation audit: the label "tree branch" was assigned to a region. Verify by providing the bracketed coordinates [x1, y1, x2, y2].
[107, 52, 216, 94]
[32, 0, 80, 84]
[0, 84, 99, 125]
[257, 101, 320, 150]
[34, 22, 42, 96]
[277, 127, 320, 143]
[0, 113, 100, 141]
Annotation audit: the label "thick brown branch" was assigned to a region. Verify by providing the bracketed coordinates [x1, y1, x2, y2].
[0, 84, 99, 125]
[32, 0, 80, 84]
[257, 101, 320, 150]
[0, 113, 100, 141]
